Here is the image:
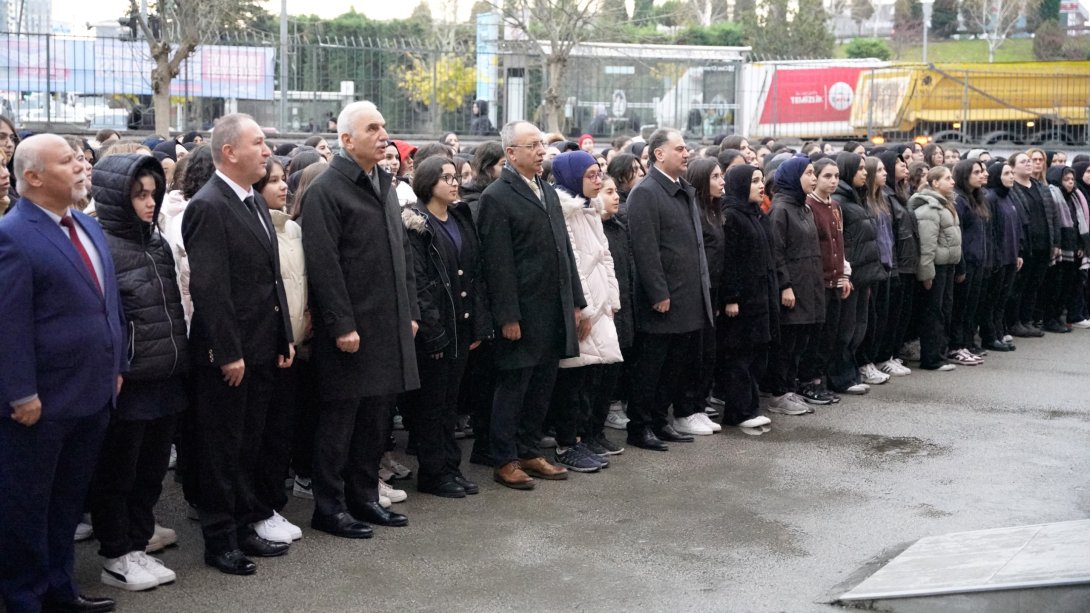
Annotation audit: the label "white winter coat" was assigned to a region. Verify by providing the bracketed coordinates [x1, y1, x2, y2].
[557, 188, 623, 368]
[160, 190, 193, 329]
[271, 209, 308, 343]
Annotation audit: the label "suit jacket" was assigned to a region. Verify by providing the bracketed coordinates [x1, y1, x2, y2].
[182, 174, 292, 369]
[0, 199, 127, 419]
[626, 168, 713, 335]
[478, 166, 586, 369]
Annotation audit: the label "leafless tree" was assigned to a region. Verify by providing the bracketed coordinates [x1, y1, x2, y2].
[687, 0, 731, 26]
[961, 0, 1033, 63]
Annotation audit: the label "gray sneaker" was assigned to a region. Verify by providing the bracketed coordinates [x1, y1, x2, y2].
[554, 444, 602, 473]
[767, 393, 810, 415]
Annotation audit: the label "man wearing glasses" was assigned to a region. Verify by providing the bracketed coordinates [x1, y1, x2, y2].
[477, 120, 587, 490]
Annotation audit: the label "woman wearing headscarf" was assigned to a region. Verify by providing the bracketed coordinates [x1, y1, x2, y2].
[980, 161, 1023, 351]
[717, 164, 776, 435]
[875, 151, 918, 375]
[766, 156, 823, 416]
[546, 151, 622, 472]
[1069, 161, 1090, 327]
[1043, 165, 1083, 332]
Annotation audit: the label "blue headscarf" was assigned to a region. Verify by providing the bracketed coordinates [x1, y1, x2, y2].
[552, 151, 598, 199]
[774, 155, 812, 202]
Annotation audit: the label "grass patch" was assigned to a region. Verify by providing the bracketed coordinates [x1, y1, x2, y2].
[835, 37, 1036, 63]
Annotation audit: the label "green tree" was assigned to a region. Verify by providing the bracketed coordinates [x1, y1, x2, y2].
[792, 0, 836, 57]
[1033, 18, 1066, 58]
[599, 0, 630, 23]
[930, 0, 960, 38]
[742, 0, 832, 58]
[892, 0, 922, 57]
[851, 0, 874, 34]
[844, 37, 892, 59]
[1038, 0, 1061, 22]
[654, 0, 686, 26]
[632, 0, 655, 24]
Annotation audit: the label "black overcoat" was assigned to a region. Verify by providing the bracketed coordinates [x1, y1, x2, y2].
[300, 155, 420, 400]
[720, 200, 779, 347]
[478, 166, 585, 370]
[769, 190, 825, 325]
[626, 168, 713, 334]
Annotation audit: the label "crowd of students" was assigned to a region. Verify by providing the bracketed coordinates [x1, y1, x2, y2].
[1, 104, 1088, 613]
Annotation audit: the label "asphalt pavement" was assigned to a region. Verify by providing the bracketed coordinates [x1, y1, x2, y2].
[67, 328, 1090, 613]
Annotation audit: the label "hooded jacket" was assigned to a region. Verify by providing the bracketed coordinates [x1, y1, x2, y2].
[1046, 166, 1084, 260]
[470, 99, 494, 135]
[769, 156, 824, 325]
[91, 153, 188, 382]
[984, 161, 1023, 268]
[909, 188, 962, 281]
[720, 164, 779, 347]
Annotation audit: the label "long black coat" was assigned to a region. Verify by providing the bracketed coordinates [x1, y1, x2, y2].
[769, 191, 825, 325]
[833, 181, 887, 286]
[720, 200, 779, 347]
[602, 214, 635, 349]
[300, 155, 420, 401]
[183, 174, 293, 369]
[478, 166, 585, 370]
[626, 168, 713, 334]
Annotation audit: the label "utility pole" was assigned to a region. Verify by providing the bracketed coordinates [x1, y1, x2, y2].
[279, 0, 288, 132]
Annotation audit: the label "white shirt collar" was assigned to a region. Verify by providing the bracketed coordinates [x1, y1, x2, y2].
[653, 165, 680, 185]
[215, 170, 255, 203]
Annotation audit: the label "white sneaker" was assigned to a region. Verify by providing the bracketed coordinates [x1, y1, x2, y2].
[130, 551, 176, 585]
[270, 511, 302, 541]
[379, 479, 407, 503]
[1072, 319, 1090, 329]
[167, 444, 177, 470]
[74, 513, 94, 542]
[843, 383, 869, 395]
[693, 412, 722, 433]
[252, 516, 294, 544]
[767, 393, 810, 415]
[145, 524, 177, 553]
[879, 359, 911, 376]
[934, 363, 957, 371]
[292, 476, 313, 500]
[101, 553, 159, 592]
[671, 414, 714, 435]
[604, 409, 630, 430]
[1001, 334, 1014, 343]
[738, 415, 771, 428]
[380, 452, 413, 480]
[379, 495, 392, 509]
[860, 364, 890, 385]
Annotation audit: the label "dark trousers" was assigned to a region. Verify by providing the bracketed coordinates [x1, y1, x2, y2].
[460, 341, 496, 461]
[920, 265, 956, 368]
[1044, 261, 1078, 323]
[716, 342, 768, 426]
[0, 407, 109, 613]
[768, 323, 815, 396]
[551, 366, 589, 447]
[625, 330, 701, 434]
[800, 287, 842, 384]
[1072, 269, 1090, 322]
[89, 412, 178, 559]
[981, 264, 1017, 343]
[878, 273, 915, 362]
[193, 364, 275, 554]
[950, 263, 987, 349]
[402, 346, 470, 488]
[312, 394, 395, 518]
[175, 373, 201, 506]
[255, 362, 299, 513]
[588, 364, 620, 437]
[1010, 250, 1049, 325]
[828, 284, 863, 391]
[677, 290, 718, 418]
[291, 358, 320, 480]
[857, 279, 888, 366]
[490, 362, 558, 466]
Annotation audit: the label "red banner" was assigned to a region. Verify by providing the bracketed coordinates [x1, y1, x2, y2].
[758, 67, 866, 125]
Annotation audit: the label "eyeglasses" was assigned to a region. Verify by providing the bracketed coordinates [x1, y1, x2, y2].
[0, 133, 16, 144]
[584, 171, 604, 181]
[510, 141, 546, 151]
[440, 173, 460, 185]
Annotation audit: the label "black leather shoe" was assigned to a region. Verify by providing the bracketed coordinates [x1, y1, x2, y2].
[984, 340, 1012, 352]
[203, 549, 257, 576]
[311, 511, 373, 539]
[469, 450, 494, 466]
[239, 533, 289, 557]
[453, 475, 479, 495]
[654, 424, 694, 443]
[353, 500, 408, 527]
[42, 594, 116, 613]
[627, 427, 668, 452]
[419, 479, 466, 498]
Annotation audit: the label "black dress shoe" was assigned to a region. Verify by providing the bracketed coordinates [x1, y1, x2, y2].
[626, 427, 668, 451]
[311, 511, 373, 539]
[654, 424, 694, 443]
[42, 594, 116, 613]
[419, 479, 466, 498]
[984, 340, 1012, 352]
[469, 450, 494, 467]
[353, 500, 408, 527]
[239, 533, 289, 557]
[203, 549, 257, 575]
[453, 475, 479, 495]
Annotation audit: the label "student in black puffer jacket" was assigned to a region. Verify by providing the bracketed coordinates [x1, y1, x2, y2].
[88, 152, 188, 590]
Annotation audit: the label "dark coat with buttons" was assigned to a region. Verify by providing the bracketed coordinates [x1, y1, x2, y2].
[769, 190, 825, 325]
[182, 174, 292, 370]
[478, 166, 586, 370]
[720, 199, 779, 347]
[92, 154, 188, 383]
[402, 204, 491, 357]
[300, 154, 420, 400]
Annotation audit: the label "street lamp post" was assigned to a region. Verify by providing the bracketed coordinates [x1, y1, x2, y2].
[921, 0, 934, 65]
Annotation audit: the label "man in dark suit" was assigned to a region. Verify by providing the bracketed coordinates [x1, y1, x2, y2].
[301, 101, 419, 538]
[478, 120, 588, 490]
[625, 128, 713, 451]
[0, 134, 126, 613]
[182, 113, 295, 575]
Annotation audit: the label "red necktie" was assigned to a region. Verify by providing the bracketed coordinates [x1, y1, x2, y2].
[60, 216, 102, 294]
